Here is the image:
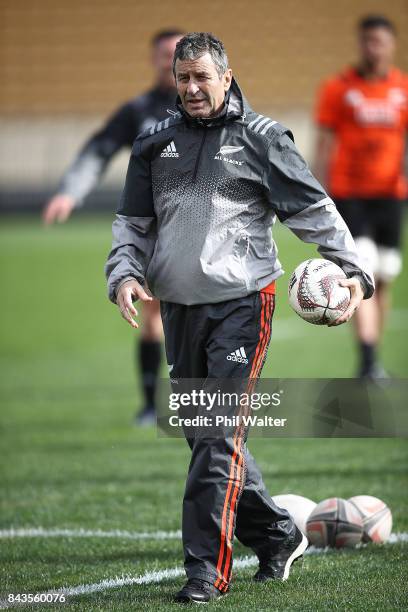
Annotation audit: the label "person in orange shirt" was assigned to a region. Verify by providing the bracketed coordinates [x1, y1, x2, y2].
[314, 15, 408, 378]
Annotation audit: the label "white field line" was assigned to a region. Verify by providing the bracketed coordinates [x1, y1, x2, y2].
[0, 527, 181, 540]
[0, 532, 407, 609]
[388, 532, 408, 543]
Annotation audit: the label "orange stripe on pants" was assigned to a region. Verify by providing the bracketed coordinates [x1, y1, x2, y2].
[214, 293, 273, 590]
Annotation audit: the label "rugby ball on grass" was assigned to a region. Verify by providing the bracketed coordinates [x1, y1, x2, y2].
[348, 495, 392, 543]
[306, 497, 363, 548]
[272, 494, 316, 535]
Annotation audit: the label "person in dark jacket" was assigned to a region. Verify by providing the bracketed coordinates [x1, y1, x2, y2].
[43, 29, 184, 425]
[106, 32, 374, 603]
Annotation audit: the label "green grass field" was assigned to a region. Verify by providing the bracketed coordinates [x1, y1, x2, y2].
[1, 215, 407, 610]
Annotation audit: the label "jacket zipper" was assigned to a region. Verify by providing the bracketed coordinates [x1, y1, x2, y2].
[192, 129, 207, 181]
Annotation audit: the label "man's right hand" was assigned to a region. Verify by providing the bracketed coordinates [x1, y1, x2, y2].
[116, 279, 153, 329]
[42, 194, 76, 225]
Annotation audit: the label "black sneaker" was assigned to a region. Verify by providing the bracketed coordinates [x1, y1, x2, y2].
[254, 527, 308, 582]
[174, 578, 225, 604]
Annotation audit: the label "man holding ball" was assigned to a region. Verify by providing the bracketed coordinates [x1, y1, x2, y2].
[106, 33, 374, 603]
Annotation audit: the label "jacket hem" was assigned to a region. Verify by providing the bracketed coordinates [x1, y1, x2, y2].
[153, 269, 284, 305]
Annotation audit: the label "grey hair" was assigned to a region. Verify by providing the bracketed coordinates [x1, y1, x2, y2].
[173, 32, 229, 78]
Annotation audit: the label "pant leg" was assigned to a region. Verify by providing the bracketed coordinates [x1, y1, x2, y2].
[235, 446, 294, 557]
[160, 301, 208, 378]
[181, 293, 295, 591]
[160, 301, 238, 587]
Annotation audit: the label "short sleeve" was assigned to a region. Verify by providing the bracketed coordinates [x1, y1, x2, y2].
[403, 76, 408, 131]
[315, 79, 342, 130]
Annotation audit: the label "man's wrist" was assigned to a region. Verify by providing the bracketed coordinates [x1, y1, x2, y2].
[348, 273, 367, 298]
[55, 190, 79, 207]
[115, 276, 138, 298]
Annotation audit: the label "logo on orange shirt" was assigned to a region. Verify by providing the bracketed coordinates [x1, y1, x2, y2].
[344, 87, 407, 126]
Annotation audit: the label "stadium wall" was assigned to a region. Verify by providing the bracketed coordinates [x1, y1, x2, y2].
[1, 0, 407, 210]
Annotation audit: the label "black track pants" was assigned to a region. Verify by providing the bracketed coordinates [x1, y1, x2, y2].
[160, 292, 295, 591]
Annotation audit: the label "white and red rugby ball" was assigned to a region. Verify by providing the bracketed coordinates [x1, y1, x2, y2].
[306, 497, 363, 548]
[348, 495, 393, 543]
[288, 259, 350, 325]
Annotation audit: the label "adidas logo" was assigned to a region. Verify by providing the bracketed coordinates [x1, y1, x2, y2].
[160, 141, 179, 158]
[226, 346, 248, 364]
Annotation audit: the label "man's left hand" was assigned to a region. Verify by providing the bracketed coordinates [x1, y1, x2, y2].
[329, 277, 364, 326]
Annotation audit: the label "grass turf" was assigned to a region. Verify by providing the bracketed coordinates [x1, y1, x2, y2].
[0, 214, 407, 610]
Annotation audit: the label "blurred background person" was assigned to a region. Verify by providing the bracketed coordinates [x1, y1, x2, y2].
[314, 15, 408, 379]
[42, 29, 184, 425]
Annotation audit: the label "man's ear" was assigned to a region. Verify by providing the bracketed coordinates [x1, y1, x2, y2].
[223, 68, 233, 92]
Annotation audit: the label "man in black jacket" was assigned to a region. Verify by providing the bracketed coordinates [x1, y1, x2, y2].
[43, 29, 184, 425]
[106, 33, 374, 603]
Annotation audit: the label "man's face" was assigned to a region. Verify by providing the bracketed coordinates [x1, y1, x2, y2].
[359, 27, 395, 68]
[152, 36, 183, 89]
[175, 53, 232, 118]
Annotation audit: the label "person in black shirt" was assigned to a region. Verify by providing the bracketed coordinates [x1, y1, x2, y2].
[43, 29, 184, 425]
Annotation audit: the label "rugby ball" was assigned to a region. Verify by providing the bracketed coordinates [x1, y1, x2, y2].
[306, 497, 363, 548]
[348, 495, 392, 543]
[272, 494, 316, 535]
[288, 259, 350, 325]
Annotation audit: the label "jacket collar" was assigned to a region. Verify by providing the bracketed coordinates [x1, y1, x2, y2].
[176, 77, 249, 127]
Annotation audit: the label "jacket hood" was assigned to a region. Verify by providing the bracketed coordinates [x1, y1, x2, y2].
[176, 77, 251, 127]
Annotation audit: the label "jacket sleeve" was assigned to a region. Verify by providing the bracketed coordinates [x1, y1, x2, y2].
[105, 138, 157, 303]
[263, 129, 375, 298]
[58, 102, 135, 206]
